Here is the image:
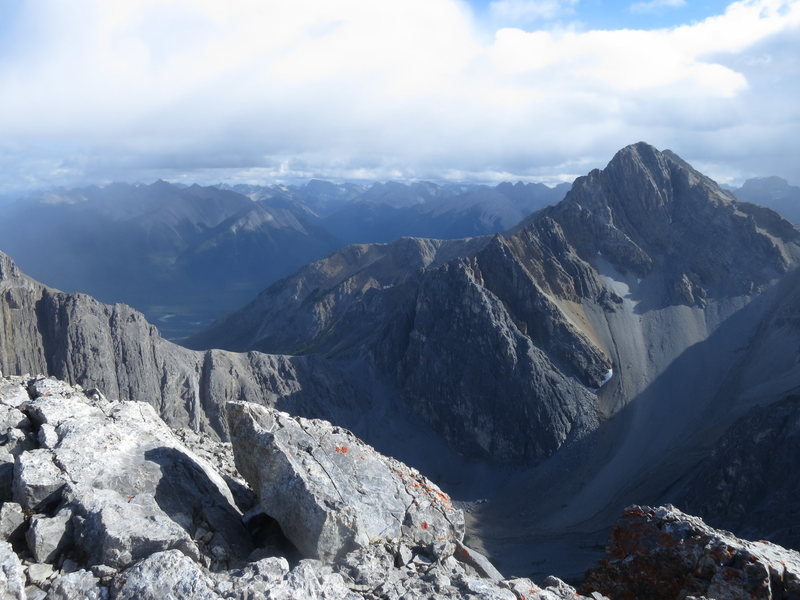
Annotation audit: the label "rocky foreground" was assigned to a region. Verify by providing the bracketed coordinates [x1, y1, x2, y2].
[1, 374, 798, 600]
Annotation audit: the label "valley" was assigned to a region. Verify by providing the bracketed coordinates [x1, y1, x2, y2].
[3, 142, 800, 585]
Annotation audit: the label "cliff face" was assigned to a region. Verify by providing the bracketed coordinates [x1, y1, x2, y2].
[5, 143, 800, 579]
[188, 143, 800, 468]
[0, 255, 367, 441]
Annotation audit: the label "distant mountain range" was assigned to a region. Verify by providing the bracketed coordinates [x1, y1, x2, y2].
[188, 143, 800, 576]
[730, 176, 800, 224]
[4, 143, 800, 581]
[0, 179, 569, 339]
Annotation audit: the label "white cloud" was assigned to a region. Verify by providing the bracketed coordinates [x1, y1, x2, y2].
[0, 0, 798, 193]
[630, 0, 687, 14]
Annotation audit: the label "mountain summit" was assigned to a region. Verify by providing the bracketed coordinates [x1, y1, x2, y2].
[4, 143, 800, 578]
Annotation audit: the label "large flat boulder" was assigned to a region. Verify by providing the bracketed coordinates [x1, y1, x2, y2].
[227, 401, 465, 562]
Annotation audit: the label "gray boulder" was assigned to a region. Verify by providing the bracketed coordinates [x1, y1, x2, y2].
[227, 401, 465, 562]
[0, 381, 28, 409]
[26, 506, 74, 563]
[12, 449, 65, 511]
[0, 504, 23, 543]
[0, 406, 27, 435]
[24, 563, 53, 588]
[74, 488, 199, 568]
[46, 570, 104, 600]
[0, 541, 24, 600]
[266, 560, 359, 600]
[113, 550, 219, 600]
[583, 505, 800, 600]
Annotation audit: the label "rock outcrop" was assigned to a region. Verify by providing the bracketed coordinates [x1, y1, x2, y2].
[227, 401, 465, 562]
[583, 505, 800, 600]
[1, 376, 252, 576]
[0, 373, 603, 600]
[0, 253, 368, 444]
[5, 143, 800, 579]
[678, 394, 800, 550]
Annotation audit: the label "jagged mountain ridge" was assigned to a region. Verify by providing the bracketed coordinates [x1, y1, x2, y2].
[0, 251, 366, 440]
[0, 249, 491, 490]
[192, 143, 800, 464]
[0, 179, 569, 340]
[4, 143, 800, 580]
[732, 176, 800, 225]
[190, 142, 800, 575]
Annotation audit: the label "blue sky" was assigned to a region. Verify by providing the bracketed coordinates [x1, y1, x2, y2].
[467, 0, 734, 30]
[0, 0, 797, 194]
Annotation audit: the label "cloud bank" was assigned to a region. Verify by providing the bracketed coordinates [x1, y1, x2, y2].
[0, 0, 798, 193]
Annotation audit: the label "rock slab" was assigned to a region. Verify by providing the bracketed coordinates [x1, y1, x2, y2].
[227, 401, 465, 562]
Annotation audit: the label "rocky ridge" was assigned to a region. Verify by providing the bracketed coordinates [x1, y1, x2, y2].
[3, 373, 799, 600]
[191, 143, 800, 467]
[0, 373, 602, 600]
[5, 143, 800, 578]
[583, 505, 800, 600]
[185, 143, 800, 576]
[0, 250, 369, 443]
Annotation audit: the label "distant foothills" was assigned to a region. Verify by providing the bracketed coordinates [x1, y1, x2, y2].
[0, 179, 569, 339]
[0, 173, 796, 341]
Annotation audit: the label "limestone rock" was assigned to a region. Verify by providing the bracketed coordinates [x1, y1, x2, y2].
[0, 541, 24, 600]
[268, 560, 359, 600]
[221, 556, 291, 598]
[0, 504, 23, 543]
[2, 375, 253, 577]
[35, 425, 57, 450]
[2, 429, 34, 459]
[228, 401, 465, 562]
[583, 505, 800, 600]
[24, 563, 53, 588]
[454, 540, 504, 581]
[26, 506, 74, 564]
[46, 570, 104, 600]
[0, 406, 27, 434]
[113, 550, 219, 600]
[24, 586, 46, 600]
[12, 449, 65, 511]
[73, 488, 200, 569]
[0, 382, 28, 409]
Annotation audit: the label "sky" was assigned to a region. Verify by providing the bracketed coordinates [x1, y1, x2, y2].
[0, 0, 798, 195]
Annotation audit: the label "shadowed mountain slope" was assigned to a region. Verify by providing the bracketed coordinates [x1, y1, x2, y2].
[190, 143, 800, 575]
[5, 143, 800, 580]
[732, 176, 800, 225]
